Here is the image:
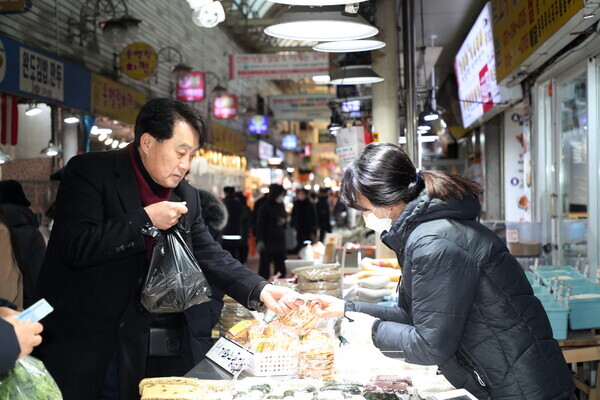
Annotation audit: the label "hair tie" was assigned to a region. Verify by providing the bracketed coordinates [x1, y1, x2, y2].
[415, 170, 420, 184]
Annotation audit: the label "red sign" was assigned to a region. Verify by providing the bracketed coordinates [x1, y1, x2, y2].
[213, 94, 238, 119]
[176, 72, 205, 102]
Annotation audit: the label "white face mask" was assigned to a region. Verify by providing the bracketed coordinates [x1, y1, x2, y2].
[363, 209, 393, 233]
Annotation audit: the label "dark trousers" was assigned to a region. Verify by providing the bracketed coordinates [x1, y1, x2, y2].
[258, 252, 286, 279]
[238, 245, 249, 264]
[294, 230, 313, 253]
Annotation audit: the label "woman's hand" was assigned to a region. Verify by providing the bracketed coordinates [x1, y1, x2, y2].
[307, 295, 345, 318]
[4, 317, 43, 359]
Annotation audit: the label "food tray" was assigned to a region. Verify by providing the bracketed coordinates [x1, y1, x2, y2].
[246, 351, 298, 377]
[539, 270, 586, 287]
[569, 285, 600, 330]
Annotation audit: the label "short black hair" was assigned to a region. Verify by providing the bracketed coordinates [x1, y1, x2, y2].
[134, 98, 206, 147]
[223, 186, 235, 195]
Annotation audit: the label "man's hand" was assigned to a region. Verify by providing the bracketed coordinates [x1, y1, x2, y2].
[0, 307, 18, 319]
[259, 285, 304, 316]
[307, 294, 345, 318]
[144, 201, 188, 230]
[4, 317, 43, 359]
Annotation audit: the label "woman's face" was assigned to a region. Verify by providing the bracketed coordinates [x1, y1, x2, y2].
[356, 193, 405, 221]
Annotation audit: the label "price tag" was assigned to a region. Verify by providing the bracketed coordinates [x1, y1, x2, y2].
[206, 337, 253, 378]
[506, 229, 519, 243]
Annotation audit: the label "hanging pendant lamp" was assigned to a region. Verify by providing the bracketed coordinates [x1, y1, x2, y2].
[329, 65, 384, 85]
[313, 39, 385, 53]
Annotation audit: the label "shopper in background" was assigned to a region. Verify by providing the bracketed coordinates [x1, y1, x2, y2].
[310, 142, 575, 400]
[0, 206, 23, 310]
[255, 184, 288, 279]
[220, 186, 243, 261]
[316, 187, 332, 242]
[0, 180, 46, 307]
[290, 188, 317, 253]
[0, 297, 43, 374]
[33, 98, 303, 400]
[250, 188, 269, 237]
[235, 191, 251, 264]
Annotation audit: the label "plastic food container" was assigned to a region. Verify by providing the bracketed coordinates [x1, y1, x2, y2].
[568, 285, 600, 330]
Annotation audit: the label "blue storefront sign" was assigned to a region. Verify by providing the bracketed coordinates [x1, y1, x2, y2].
[248, 115, 268, 134]
[0, 34, 90, 110]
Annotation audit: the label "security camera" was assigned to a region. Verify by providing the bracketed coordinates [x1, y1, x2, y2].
[186, 0, 225, 28]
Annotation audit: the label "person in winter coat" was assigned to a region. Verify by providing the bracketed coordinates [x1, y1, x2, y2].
[316, 188, 332, 242]
[0, 206, 23, 309]
[290, 188, 317, 253]
[255, 184, 288, 279]
[220, 186, 243, 261]
[0, 180, 46, 307]
[235, 191, 251, 264]
[0, 297, 43, 375]
[309, 142, 575, 400]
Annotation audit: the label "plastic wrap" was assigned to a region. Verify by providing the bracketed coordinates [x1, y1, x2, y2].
[218, 297, 255, 338]
[0, 356, 62, 400]
[141, 225, 211, 313]
[295, 264, 343, 298]
[298, 329, 337, 379]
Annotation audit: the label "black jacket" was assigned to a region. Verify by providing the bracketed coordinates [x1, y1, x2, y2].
[349, 192, 574, 400]
[316, 196, 331, 232]
[256, 199, 287, 255]
[34, 149, 266, 400]
[0, 298, 18, 375]
[221, 194, 243, 247]
[291, 199, 317, 234]
[2, 204, 46, 307]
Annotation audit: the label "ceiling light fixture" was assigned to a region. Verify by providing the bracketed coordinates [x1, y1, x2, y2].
[105, 138, 114, 145]
[41, 141, 62, 157]
[267, 0, 367, 4]
[0, 148, 12, 163]
[186, 0, 225, 28]
[264, 6, 378, 42]
[312, 75, 331, 84]
[313, 39, 386, 53]
[64, 114, 80, 124]
[99, 16, 141, 47]
[98, 133, 108, 142]
[111, 140, 119, 149]
[25, 104, 42, 117]
[329, 65, 384, 85]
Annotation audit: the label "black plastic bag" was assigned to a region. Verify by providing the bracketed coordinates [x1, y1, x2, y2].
[141, 224, 211, 313]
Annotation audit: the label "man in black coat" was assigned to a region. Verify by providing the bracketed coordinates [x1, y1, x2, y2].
[0, 180, 46, 307]
[316, 188, 332, 242]
[255, 184, 288, 279]
[290, 188, 317, 253]
[220, 186, 243, 261]
[33, 98, 301, 400]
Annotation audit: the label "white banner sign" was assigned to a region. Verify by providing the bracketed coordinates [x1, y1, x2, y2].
[503, 105, 528, 222]
[19, 47, 64, 101]
[230, 53, 328, 80]
[269, 93, 335, 121]
[336, 126, 365, 169]
[454, 2, 500, 128]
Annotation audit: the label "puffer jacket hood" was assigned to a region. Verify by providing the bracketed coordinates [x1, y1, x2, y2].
[197, 189, 228, 231]
[382, 192, 480, 254]
[350, 191, 576, 400]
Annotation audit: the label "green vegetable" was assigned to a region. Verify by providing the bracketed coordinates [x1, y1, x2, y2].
[363, 392, 400, 400]
[0, 356, 62, 400]
[283, 390, 296, 397]
[233, 391, 247, 399]
[250, 384, 272, 394]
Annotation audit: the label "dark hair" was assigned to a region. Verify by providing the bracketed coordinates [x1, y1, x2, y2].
[341, 142, 482, 211]
[297, 188, 309, 196]
[234, 191, 247, 205]
[223, 186, 235, 195]
[0, 180, 31, 207]
[268, 184, 285, 199]
[134, 98, 206, 147]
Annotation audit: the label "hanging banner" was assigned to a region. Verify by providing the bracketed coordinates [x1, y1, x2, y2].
[0, 0, 31, 13]
[229, 53, 328, 80]
[336, 126, 366, 170]
[0, 34, 90, 110]
[120, 42, 158, 80]
[454, 3, 500, 128]
[503, 105, 527, 221]
[19, 47, 64, 101]
[90, 73, 147, 124]
[491, 0, 583, 83]
[176, 72, 205, 101]
[209, 123, 246, 153]
[268, 93, 335, 121]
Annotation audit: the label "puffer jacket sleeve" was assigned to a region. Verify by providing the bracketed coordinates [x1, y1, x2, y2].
[347, 301, 411, 324]
[373, 236, 480, 365]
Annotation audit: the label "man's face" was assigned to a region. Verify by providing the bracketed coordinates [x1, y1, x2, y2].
[297, 191, 306, 201]
[139, 120, 199, 188]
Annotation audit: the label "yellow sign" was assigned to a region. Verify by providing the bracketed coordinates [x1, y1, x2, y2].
[90, 73, 147, 125]
[0, 0, 30, 12]
[491, 0, 583, 82]
[209, 123, 246, 154]
[119, 42, 157, 80]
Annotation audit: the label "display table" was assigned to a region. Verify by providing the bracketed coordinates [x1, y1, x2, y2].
[560, 330, 600, 400]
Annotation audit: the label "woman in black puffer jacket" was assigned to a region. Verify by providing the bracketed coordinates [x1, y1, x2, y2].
[311, 143, 574, 399]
